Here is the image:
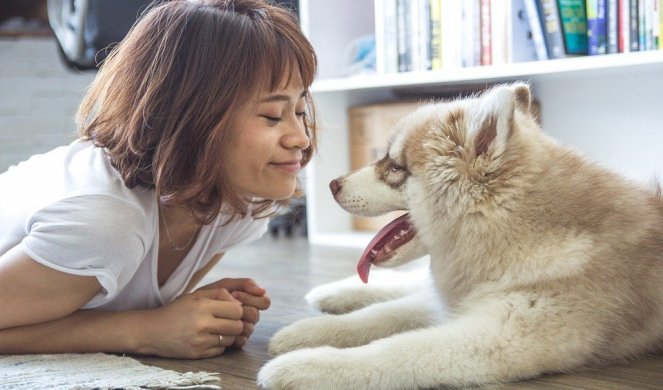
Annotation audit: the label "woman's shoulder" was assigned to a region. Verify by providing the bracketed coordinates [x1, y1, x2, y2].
[1, 140, 157, 217]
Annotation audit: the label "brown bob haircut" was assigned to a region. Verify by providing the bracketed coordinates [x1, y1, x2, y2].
[77, 0, 317, 224]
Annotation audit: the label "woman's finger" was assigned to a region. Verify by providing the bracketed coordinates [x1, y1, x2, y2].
[231, 290, 271, 310]
[241, 321, 255, 338]
[205, 299, 243, 320]
[205, 317, 244, 336]
[241, 305, 260, 324]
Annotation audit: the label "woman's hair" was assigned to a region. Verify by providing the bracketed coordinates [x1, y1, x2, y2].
[77, 0, 317, 224]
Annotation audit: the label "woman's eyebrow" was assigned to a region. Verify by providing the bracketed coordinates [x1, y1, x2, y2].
[259, 90, 307, 103]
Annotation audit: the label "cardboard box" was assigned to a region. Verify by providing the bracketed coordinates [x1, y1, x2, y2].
[348, 101, 420, 231]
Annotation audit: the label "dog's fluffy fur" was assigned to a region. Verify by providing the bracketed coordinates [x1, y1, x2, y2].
[257, 83, 663, 389]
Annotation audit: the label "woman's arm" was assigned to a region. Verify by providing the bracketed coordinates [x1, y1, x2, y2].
[0, 246, 244, 358]
[0, 244, 100, 329]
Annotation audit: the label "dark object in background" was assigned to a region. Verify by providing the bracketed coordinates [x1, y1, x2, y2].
[268, 197, 307, 238]
[48, 0, 300, 71]
[47, 0, 150, 70]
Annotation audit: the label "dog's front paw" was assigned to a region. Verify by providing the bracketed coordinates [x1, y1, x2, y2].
[258, 347, 365, 390]
[305, 275, 410, 314]
[268, 316, 336, 355]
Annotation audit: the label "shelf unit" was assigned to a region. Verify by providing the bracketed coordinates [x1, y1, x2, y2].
[299, 0, 663, 248]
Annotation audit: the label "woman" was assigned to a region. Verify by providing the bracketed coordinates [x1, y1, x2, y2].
[0, 0, 317, 359]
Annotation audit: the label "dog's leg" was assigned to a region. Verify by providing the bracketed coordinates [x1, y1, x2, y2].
[268, 288, 444, 355]
[305, 264, 430, 314]
[259, 292, 597, 390]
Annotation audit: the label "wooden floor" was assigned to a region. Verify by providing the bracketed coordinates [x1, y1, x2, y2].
[138, 235, 663, 390]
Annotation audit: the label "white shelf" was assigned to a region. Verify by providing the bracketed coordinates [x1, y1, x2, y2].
[312, 51, 663, 93]
[299, 0, 663, 248]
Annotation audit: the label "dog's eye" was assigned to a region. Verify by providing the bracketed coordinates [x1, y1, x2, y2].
[391, 163, 405, 172]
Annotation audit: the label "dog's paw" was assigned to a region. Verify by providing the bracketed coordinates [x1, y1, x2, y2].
[305, 284, 374, 314]
[268, 316, 336, 355]
[305, 274, 413, 314]
[258, 347, 365, 390]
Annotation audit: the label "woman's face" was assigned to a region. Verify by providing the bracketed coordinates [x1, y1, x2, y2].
[224, 72, 310, 200]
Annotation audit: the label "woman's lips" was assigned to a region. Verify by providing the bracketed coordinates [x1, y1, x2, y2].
[270, 160, 301, 174]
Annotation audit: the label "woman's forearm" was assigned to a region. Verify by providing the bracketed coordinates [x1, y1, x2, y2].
[0, 289, 246, 359]
[0, 309, 152, 355]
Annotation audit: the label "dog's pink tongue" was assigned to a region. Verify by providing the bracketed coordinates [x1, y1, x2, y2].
[357, 213, 411, 283]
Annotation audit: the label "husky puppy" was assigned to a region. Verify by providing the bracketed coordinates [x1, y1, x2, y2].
[257, 83, 663, 389]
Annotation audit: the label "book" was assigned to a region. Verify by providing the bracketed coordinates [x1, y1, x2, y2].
[416, 0, 432, 71]
[348, 101, 419, 231]
[430, 0, 443, 70]
[376, 0, 399, 73]
[537, 0, 567, 58]
[629, 0, 640, 51]
[524, 0, 550, 59]
[618, 0, 630, 52]
[607, 0, 619, 52]
[587, 0, 608, 55]
[480, 0, 492, 65]
[461, 0, 482, 67]
[441, 0, 463, 68]
[558, 0, 589, 54]
[655, 0, 661, 49]
[397, 0, 413, 72]
[490, 0, 508, 65]
[509, 0, 540, 62]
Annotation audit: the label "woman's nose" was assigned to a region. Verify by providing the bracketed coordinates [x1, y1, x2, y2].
[283, 118, 310, 150]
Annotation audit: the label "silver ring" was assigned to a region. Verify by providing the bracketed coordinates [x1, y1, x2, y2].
[218, 335, 224, 346]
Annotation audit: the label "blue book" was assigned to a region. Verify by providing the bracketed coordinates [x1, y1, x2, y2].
[586, 0, 608, 55]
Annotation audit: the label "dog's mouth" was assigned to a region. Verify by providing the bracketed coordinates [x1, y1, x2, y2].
[357, 213, 416, 283]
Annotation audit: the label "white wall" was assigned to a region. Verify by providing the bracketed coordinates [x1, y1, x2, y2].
[533, 63, 663, 182]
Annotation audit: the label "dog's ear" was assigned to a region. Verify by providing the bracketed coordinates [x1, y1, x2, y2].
[472, 83, 530, 157]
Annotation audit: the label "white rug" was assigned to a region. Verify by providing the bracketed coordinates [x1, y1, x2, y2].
[0, 353, 222, 389]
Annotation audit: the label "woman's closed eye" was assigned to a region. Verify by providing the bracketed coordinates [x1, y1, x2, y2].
[261, 115, 283, 123]
[261, 111, 306, 124]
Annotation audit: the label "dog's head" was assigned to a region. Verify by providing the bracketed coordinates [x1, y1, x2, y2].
[331, 83, 541, 282]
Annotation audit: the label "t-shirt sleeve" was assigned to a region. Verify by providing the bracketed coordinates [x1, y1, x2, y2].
[20, 195, 150, 308]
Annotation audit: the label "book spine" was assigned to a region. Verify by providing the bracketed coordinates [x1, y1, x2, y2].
[647, 0, 660, 49]
[441, 0, 463, 68]
[397, 0, 412, 72]
[419, 0, 432, 70]
[510, 0, 540, 62]
[638, 0, 645, 49]
[491, 0, 509, 65]
[409, 0, 422, 70]
[656, 0, 663, 50]
[430, 0, 443, 69]
[524, 0, 550, 59]
[607, 0, 619, 52]
[384, 0, 400, 73]
[558, 0, 589, 54]
[461, 0, 474, 67]
[480, 0, 492, 64]
[587, 0, 608, 55]
[630, 0, 640, 50]
[537, 0, 566, 58]
[655, 0, 661, 49]
[618, 0, 630, 52]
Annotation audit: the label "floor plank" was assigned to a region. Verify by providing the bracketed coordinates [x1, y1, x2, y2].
[138, 235, 663, 389]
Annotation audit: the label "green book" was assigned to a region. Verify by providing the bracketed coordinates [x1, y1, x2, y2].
[558, 0, 589, 54]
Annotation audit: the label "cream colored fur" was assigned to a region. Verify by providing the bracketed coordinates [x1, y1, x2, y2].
[257, 83, 663, 389]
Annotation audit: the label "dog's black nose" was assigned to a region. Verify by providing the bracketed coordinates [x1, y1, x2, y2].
[329, 179, 342, 197]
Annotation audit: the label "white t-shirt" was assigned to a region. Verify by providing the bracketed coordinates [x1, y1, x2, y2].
[0, 140, 268, 311]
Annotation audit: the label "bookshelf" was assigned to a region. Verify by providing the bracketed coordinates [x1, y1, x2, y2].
[299, 0, 663, 248]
